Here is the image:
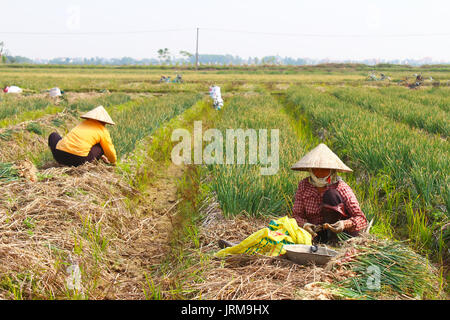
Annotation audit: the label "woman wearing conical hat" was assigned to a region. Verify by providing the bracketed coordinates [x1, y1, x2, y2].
[291, 144, 367, 243]
[48, 106, 117, 167]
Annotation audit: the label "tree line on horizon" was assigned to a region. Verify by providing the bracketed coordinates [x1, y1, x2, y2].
[0, 45, 447, 67]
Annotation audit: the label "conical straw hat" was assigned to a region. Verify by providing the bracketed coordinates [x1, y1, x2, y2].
[291, 143, 352, 172]
[81, 106, 115, 125]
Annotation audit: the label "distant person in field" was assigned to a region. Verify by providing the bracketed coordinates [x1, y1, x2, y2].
[209, 85, 224, 110]
[3, 86, 23, 94]
[291, 144, 368, 243]
[48, 106, 117, 167]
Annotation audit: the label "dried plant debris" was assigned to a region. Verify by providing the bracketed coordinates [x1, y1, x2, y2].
[0, 163, 176, 299]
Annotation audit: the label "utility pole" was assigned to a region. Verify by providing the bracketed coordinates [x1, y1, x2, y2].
[195, 27, 199, 70]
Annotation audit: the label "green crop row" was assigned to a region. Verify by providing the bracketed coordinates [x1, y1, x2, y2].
[67, 93, 133, 112]
[0, 93, 133, 128]
[286, 86, 449, 218]
[0, 95, 53, 122]
[109, 93, 202, 157]
[330, 86, 449, 137]
[206, 94, 308, 217]
[378, 86, 450, 113]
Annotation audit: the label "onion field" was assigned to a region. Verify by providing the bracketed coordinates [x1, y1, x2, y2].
[0, 64, 448, 300]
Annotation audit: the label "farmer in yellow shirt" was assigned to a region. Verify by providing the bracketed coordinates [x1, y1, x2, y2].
[48, 106, 117, 167]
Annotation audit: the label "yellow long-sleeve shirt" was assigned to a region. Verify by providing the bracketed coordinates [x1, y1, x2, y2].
[56, 119, 117, 164]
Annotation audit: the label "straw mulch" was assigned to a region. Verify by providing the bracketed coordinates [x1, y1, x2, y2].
[192, 198, 338, 300]
[190, 253, 335, 300]
[0, 162, 177, 299]
[192, 195, 445, 300]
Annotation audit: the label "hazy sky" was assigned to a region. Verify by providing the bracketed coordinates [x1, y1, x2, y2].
[1, 0, 449, 61]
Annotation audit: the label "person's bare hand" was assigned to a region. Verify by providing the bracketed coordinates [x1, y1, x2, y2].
[323, 220, 345, 233]
[101, 155, 110, 164]
[303, 223, 322, 238]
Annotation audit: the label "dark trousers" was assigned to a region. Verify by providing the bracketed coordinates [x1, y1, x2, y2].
[48, 132, 104, 167]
